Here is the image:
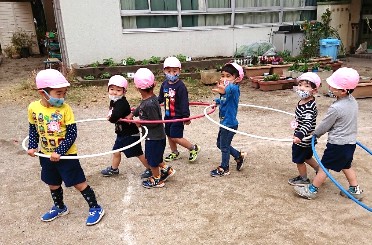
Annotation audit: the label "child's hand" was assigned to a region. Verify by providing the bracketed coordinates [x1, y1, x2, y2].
[27, 149, 37, 157]
[212, 80, 226, 94]
[50, 152, 61, 162]
[125, 113, 134, 120]
[184, 119, 191, 125]
[293, 136, 301, 144]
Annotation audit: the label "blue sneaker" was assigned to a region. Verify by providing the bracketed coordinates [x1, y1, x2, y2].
[41, 205, 69, 222]
[210, 167, 230, 177]
[86, 206, 105, 226]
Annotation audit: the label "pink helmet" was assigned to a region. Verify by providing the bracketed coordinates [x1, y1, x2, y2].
[326, 67, 359, 90]
[297, 72, 321, 88]
[36, 69, 70, 89]
[134, 68, 155, 89]
[163, 57, 181, 69]
[229, 62, 244, 82]
[108, 75, 128, 90]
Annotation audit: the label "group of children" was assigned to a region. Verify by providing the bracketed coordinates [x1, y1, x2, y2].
[27, 56, 364, 226]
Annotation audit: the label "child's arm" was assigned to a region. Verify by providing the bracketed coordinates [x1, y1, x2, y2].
[212, 80, 227, 94]
[314, 107, 338, 138]
[294, 111, 316, 141]
[27, 123, 39, 157]
[178, 84, 191, 122]
[109, 100, 131, 123]
[158, 83, 165, 104]
[52, 123, 77, 161]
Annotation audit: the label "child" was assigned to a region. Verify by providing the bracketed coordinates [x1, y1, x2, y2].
[295, 67, 364, 200]
[100, 75, 152, 179]
[27, 69, 104, 225]
[210, 63, 247, 177]
[288, 72, 320, 186]
[128, 68, 175, 188]
[158, 56, 201, 162]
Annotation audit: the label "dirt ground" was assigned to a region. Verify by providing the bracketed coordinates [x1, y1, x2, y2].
[0, 56, 371, 245]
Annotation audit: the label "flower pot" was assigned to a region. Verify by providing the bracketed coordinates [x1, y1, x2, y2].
[244, 65, 271, 77]
[248, 76, 264, 89]
[20, 47, 30, 58]
[258, 79, 294, 91]
[270, 64, 293, 75]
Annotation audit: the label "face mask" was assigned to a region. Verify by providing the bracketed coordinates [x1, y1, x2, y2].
[165, 73, 179, 82]
[43, 90, 65, 107]
[109, 95, 123, 102]
[296, 90, 311, 99]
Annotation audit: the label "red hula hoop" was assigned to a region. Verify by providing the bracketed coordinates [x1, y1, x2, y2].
[119, 101, 216, 124]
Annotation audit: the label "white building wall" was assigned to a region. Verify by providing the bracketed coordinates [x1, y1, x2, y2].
[59, 0, 276, 66]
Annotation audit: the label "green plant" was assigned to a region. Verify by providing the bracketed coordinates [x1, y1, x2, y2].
[312, 63, 320, 71]
[300, 8, 345, 58]
[263, 73, 280, 81]
[298, 63, 309, 73]
[11, 30, 33, 50]
[175, 54, 187, 62]
[102, 58, 115, 67]
[141, 59, 150, 65]
[276, 50, 292, 62]
[83, 75, 95, 80]
[89, 61, 100, 67]
[323, 64, 332, 71]
[3, 45, 18, 57]
[288, 62, 300, 71]
[149, 56, 161, 64]
[125, 57, 136, 65]
[100, 72, 111, 79]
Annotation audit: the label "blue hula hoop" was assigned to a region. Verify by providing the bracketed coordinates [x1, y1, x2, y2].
[311, 136, 371, 212]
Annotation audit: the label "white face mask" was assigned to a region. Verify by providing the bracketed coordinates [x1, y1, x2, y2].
[109, 95, 123, 102]
[296, 90, 311, 99]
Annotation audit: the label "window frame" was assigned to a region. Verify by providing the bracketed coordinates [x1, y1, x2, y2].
[120, 0, 317, 33]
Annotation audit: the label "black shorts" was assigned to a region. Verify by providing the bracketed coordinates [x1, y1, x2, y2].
[165, 122, 184, 138]
[113, 135, 143, 158]
[321, 143, 356, 172]
[292, 143, 313, 164]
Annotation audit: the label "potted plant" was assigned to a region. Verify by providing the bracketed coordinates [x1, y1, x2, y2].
[11, 30, 33, 58]
[257, 73, 294, 91]
[3, 45, 20, 59]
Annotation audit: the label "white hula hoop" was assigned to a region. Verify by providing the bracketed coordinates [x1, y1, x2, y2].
[203, 104, 294, 142]
[22, 118, 148, 159]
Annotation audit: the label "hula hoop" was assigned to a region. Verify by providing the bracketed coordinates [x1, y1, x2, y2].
[22, 118, 148, 159]
[119, 101, 216, 124]
[203, 104, 294, 142]
[311, 136, 372, 212]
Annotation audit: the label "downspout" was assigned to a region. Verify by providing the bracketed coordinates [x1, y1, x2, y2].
[53, 0, 69, 68]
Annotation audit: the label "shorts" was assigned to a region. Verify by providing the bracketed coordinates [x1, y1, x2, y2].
[39, 154, 86, 187]
[321, 143, 356, 172]
[165, 122, 184, 138]
[113, 135, 143, 158]
[292, 144, 313, 164]
[145, 139, 166, 167]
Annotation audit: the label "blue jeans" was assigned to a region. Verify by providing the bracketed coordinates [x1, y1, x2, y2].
[216, 126, 240, 170]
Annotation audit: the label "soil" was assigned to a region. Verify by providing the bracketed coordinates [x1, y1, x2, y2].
[0, 56, 371, 244]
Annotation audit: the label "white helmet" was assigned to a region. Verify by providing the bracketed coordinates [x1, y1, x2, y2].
[108, 75, 128, 90]
[163, 57, 181, 69]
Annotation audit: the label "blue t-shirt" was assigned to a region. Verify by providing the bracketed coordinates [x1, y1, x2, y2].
[214, 83, 240, 127]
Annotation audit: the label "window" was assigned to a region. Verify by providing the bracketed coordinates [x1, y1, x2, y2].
[120, 0, 317, 32]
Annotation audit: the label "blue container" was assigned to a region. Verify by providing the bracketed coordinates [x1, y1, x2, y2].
[319, 38, 340, 61]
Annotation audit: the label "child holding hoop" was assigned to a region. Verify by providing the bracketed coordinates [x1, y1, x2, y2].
[128, 68, 176, 188]
[101, 75, 152, 179]
[295, 67, 364, 200]
[27, 69, 104, 225]
[288, 72, 320, 186]
[210, 63, 247, 177]
[158, 56, 201, 163]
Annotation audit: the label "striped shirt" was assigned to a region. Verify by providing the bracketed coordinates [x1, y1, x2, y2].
[294, 99, 317, 147]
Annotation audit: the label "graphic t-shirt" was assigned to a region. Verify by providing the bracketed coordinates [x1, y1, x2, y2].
[28, 100, 77, 155]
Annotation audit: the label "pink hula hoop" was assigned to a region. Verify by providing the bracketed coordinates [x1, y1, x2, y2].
[119, 101, 216, 124]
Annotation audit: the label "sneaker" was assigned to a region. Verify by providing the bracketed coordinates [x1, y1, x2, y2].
[160, 166, 176, 182]
[189, 144, 201, 162]
[101, 166, 119, 177]
[86, 206, 105, 226]
[41, 205, 69, 222]
[340, 186, 364, 201]
[235, 152, 247, 171]
[210, 167, 230, 177]
[142, 177, 165, 188]
[164, 152, 180, 162]
[140, 169, 152, 179]
[294, 184, 317, 200]
[288, 175, 310, 186]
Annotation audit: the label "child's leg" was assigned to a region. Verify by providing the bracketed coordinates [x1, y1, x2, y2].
[172, 137, 193, 149]
[75, 182, 104, 225]
[305, 157, 319, 172]
[219, 127, 236, 170]
[168, 136, 178, 152]
[49, 185, 65, 209]
[342, 167, 358, 186]
[138, 154, 151, 169]
[312, 169, 328, 188]
[296, 163, 308, 177]
[111, 152, 121, 169]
